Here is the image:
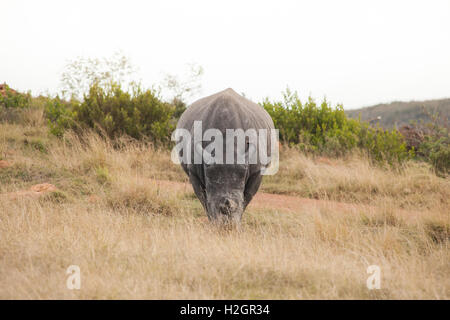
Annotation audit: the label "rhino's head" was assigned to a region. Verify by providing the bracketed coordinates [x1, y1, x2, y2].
[188, 141, 263, 226]
[202, 163, 247, 224]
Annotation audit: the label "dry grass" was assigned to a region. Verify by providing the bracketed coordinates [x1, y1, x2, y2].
[0, 123, 448, 299]
[263, 146, 449, 210]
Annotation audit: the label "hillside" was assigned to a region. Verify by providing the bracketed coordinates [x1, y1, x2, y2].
[345, 98, 450, 129]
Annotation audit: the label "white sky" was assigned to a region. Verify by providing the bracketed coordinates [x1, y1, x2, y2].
[1, 0, 449, 109]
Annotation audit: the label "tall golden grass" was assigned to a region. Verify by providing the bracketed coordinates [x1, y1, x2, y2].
[0, 123, 448, 299]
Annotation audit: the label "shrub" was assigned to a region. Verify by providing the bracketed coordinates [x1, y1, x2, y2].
[45, 97, 77, 137]
[357, 122, 411, 164]
[399, 110, 450, 176]
[0, 85, 48, 126]
[261, 89, 410, 164]
[415, 122, 449, 176]
[47, 83, 175, 145]
[0, 84, 31, 109]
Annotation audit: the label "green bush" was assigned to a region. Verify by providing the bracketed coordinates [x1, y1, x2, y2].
[47, 83, 175, 145]
[358, 122, 411, 164]
[261, 89, 410, 164]
[45, 97, 77, 137]
[0, 86, 49, 125]
[416, 123, 449, 176]
[0, 84, 31, 109]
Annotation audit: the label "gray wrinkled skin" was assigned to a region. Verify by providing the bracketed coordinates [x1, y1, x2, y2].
[176, 88, 275, 225]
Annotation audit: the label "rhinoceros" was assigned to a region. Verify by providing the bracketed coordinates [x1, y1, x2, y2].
[174, 88, 277, 225]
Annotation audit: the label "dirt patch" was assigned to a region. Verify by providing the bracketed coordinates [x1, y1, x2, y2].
[150, 179, 425, 220]
[2, 183, 57, 200]
[0, 160, 11, 169]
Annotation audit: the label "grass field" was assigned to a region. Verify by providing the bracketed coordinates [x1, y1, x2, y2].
[0, 120, 448, 299]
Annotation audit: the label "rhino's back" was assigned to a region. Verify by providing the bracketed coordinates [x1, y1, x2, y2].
[177, 88, 274, 133]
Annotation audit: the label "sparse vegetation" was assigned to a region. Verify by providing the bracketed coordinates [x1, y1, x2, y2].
[0, 84, 31, 109]
[262, 147, 448, 210]
[0, 60, 448, 298]
[0, 119, 448, 299]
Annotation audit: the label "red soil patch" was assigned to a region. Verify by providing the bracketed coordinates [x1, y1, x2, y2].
[149, 179, 424, 220]
[0, 160, 11, 169]
[2, 183, 57, 200]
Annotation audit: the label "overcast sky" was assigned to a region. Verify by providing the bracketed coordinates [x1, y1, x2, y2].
[2, 0, 449, 109]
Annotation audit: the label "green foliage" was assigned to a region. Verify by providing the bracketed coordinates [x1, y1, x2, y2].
[262, 88, 410, 164]
[48, 83, 175, 145]
[95, 166, 110, 185]
[357, 122, 412, 164]
[415, 121, 450, 176]
[0, 85, 31, 109]
[45, 97, 77, 137]
[23, 137, 48, 154]
[172, 98, 187, 119]
[0, 87, 48, 125]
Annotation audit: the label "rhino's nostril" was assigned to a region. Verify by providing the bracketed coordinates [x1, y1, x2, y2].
[218, 198, 237, 215]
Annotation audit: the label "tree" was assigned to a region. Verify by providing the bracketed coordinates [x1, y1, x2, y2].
[161, 63, 203, 103]
[60, 51, 137, 100]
